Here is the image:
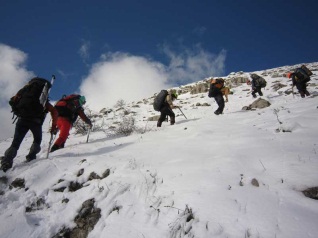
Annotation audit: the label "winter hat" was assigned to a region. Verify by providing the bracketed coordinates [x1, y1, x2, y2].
[79, 96, 86, 105]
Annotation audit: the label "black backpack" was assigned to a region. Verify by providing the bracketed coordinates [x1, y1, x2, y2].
[256, 77, 267, 88]
[9, 77, 52, 119]
[251, 74, 267, 88]
[153, 90, 168, 111]
[294, 68, 310, 83]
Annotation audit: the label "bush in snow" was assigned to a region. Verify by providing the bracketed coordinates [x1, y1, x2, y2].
[112, 115, 136, 136]
[114, 99, 126, 108]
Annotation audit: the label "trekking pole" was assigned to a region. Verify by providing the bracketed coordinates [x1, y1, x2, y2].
[46, 133, 54, 159]
[86, 128, 91, 143]
[176, 106, 187, 119]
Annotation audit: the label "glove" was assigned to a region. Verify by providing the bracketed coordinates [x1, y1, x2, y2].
[50, 125, 58, 135]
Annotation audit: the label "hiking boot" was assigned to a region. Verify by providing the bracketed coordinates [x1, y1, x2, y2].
[26, 153, 36, 162]
[214, 110, 221, 115]
[1, 160, 13, 172]
[50, 144, 61, 153]
[157, 121, 162, 127]
[305, 90, 310, 96]
[170, 117, 175, 125]
[252, 93, 257, 98]
[300, 92, 305, 98]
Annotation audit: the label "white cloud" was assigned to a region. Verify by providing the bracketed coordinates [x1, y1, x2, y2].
[0, 43, 34, 140]
[80, 52, 171, 111]
[79, 46, 226, 111]
[79, 40, 91, 64]
[162, 44, 226, 84]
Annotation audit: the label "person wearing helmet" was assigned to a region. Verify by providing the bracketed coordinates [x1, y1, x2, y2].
[50, 94, 92, 152]
[157, 90, 178, 127]
[288, 70, 311, 98]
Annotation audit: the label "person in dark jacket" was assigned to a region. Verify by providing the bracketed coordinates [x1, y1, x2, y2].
[157, 91, 178, 127]
[50, 95, 92, 152]
[250, 73, 265, 98]
[1, 101, 58, 172]
[288, 72, 311, 98]
[208, 78, 225, 115]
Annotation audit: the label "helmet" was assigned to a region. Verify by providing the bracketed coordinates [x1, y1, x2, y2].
[172, 92, 178, 99]
[79, 96, 86, 105]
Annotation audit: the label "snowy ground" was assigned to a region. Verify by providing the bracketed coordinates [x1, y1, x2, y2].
[0, 63, 318, 238]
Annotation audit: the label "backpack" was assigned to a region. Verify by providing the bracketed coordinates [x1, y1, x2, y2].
[208, 78, 225, 98]
[9, 77, 52, 119]
[301, 65, 313, 76]
[55, 94, 82, 121]
[153, 90, 168, 111]
[251, 74, 267, 88]
[212, 78, 225, 89]
[294, 67, 311, 83]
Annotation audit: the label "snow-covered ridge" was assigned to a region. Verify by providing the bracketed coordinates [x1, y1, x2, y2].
[0, 62, 317, 238]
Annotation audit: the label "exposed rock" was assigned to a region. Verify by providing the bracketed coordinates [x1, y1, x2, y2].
[272, 83, 287, 91]
[10, 178, 25, 189]
[303, 187, 318, 200]
[88, 172, 101, 181]
[148, 115, 160, 121]
[195, 102, 210, 107]
[53, 199, 101, 238]
[25, 197, 49, 212]
[69, 182, 83, 192]
[190, 82, 209, 94]
[99, 108, 112, 115]
[284, 88, 293, 95]
[251, 178, 259, 187]
[77, 169, 84, 177]
[102, 169, 110, 178]
[229, 76, 249, 85]
[249, 98, 271, 109]
[62, 198, 69, 203]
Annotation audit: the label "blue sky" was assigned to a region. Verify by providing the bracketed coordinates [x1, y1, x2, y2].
[1, 0, 318, 105]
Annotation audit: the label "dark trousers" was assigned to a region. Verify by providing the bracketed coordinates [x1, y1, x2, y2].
[213, 94, 225, 113]
[252, 87, 263, 96]
[11, 119, 42, 148]
[295, 83, 310, 97]
[2, 119, 42, 165]
[158, 104, 175, 126]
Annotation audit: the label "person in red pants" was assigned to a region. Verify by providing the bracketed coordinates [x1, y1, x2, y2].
[50, 94, 92, 152]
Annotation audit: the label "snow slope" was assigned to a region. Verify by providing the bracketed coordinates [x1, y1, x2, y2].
[0, 63, 318, 238]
